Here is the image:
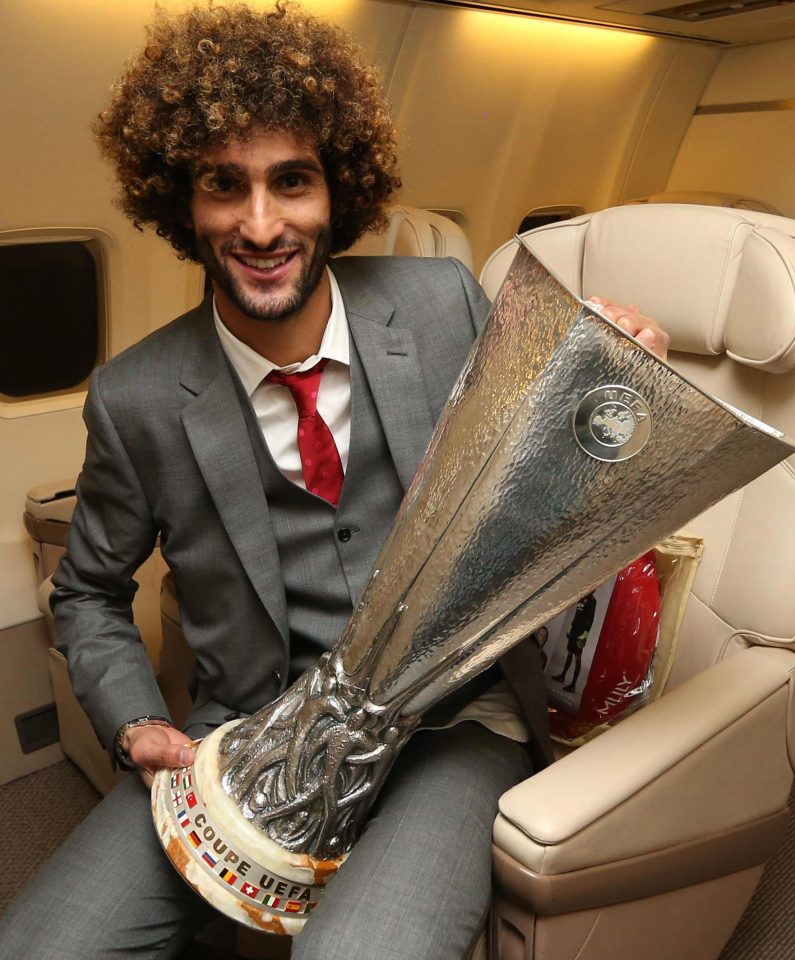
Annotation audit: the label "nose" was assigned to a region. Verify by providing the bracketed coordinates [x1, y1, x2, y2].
[238, 187, 285, 250]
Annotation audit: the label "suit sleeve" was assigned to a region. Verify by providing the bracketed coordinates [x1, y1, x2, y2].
[51, 368, 171, 750]
[447, 257, 492, 335]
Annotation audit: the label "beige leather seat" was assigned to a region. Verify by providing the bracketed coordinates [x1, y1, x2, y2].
[480, 204, 795, 960]
[344, 203, 474, 271]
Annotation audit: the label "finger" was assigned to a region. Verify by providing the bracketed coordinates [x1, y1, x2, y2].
[605, 307, 642, 327]
[586, 297, 668, 359]
[603, 307, 647, 334]
[635, 326, 669, 359]
[138, 767, 155, 789]
[129, 734, 195, 770]
[586, 297, 641, 318]
[625, 320, 669, 358]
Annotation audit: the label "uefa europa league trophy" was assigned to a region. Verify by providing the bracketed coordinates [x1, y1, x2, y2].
[152, 241, 795, 934]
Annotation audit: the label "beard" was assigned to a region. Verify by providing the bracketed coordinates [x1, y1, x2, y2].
[196, 224, 333, 323]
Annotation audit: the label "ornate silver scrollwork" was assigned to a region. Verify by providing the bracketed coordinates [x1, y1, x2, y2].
[217, 589, 422, 857]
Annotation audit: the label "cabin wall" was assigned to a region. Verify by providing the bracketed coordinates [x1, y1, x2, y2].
[667, 36, 795, 215]
[0, 0, 721, 780]
[385, 3, 719, 268]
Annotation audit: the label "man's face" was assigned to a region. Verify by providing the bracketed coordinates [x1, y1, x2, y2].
[189, 128, 332, 325]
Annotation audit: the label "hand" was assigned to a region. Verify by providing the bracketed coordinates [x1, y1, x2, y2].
[124, 723, 196, 788]
[586, 296, 670, 361]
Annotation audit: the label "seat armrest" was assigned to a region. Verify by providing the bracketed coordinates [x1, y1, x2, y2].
[25, 479, 78, 524]
[495, 646, 795, 877]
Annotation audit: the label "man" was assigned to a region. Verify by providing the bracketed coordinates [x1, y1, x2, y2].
[552, 592, 598, 693]
[0, 4, 668, 958]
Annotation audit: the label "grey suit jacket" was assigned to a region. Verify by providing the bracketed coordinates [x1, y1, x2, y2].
[53, 255, 520, 752]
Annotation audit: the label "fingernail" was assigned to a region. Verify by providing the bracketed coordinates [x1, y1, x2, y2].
[179, 747, 195, 766]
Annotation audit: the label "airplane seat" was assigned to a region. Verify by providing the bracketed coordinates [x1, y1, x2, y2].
[343, 204, 475, 272]
[623, 189, 782, 215]
[23, 481, 192, 795]
[480, 204, 795, 960]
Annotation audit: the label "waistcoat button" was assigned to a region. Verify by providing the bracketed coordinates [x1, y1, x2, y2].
[337, 527, 352, 542]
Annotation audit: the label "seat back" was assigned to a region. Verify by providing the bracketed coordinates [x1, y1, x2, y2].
[480, 204, 795, 690]
[622, 189, 782, 215]
[344, 205, 474, 271]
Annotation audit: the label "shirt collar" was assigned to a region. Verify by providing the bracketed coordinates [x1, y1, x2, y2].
[213, 266, 350, 398]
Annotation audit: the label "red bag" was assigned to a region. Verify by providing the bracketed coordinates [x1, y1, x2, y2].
[544, 551, 661, 743]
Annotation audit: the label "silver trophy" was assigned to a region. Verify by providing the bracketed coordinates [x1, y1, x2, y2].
[152, 242, 795, 934]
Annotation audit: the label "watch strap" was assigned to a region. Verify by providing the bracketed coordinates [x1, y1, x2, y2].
[114, 716, 170, 770]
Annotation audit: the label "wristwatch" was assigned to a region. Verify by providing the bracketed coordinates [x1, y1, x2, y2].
[114, 715, 170, 769]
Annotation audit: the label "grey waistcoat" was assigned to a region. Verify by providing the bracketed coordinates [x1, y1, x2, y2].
[235, 342, 406, 682]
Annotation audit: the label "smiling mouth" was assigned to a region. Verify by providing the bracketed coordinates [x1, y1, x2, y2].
[237, 252, 292, 270]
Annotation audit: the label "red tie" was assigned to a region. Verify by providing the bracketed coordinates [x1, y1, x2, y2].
[267, 359, 344, 507]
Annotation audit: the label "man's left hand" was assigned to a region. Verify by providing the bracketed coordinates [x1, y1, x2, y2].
[586, 297, 670, 361]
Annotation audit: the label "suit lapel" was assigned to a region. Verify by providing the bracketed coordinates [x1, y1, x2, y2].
[175, 260, 437, 639]
[331, 259, 436, 491]
[178, 306, 289, 642]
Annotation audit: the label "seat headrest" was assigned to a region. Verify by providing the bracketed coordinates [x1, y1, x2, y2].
[480, 205, 795, 373]
[623, 190, 781, 216]
[344, 205, 474, 271]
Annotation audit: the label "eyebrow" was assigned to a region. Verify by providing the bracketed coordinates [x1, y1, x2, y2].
[193, 156, 324, 180]
[269, 156, 325, 177]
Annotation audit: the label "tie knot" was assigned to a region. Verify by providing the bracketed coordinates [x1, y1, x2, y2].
[267, 358, 328, 418]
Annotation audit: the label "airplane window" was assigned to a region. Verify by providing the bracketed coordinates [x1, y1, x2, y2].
[518, 205, 585, 234]
[0, 240, 102, 400]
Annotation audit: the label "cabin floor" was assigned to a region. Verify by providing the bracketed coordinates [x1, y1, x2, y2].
[1, 760, 793, 959]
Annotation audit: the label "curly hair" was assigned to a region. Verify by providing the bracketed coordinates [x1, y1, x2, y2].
[95, 2, 401, 258]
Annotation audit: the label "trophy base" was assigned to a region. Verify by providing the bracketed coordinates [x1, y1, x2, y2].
[151, 724, 346, 934]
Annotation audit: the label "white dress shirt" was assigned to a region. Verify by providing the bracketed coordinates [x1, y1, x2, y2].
[214, 267, 351, 490]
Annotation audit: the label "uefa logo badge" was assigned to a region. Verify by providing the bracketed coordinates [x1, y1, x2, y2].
[573, 385, 652, 461]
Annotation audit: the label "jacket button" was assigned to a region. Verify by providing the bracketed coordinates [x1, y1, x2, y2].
[272, 669, 283, 687]
[337, 527, 352, 542]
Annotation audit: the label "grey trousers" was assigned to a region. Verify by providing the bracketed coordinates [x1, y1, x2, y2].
[0, 723, 532, 960]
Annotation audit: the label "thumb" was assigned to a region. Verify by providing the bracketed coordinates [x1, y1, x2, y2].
[128, 725, 195, 770]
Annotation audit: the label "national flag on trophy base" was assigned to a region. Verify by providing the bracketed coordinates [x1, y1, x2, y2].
[219, 868, 237, 886]
[241, 883, 259, 899]
[185, 792, 197, 809]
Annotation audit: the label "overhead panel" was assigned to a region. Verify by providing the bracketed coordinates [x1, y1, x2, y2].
[601, 0, 795, 42]
[416, 0, 795, 43]
[646, 0, 793, 22]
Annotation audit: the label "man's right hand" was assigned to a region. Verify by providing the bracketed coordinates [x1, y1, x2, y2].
[123, 724, 196, 788]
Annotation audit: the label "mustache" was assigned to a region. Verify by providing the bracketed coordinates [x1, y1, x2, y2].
[223, 236, 305, 258]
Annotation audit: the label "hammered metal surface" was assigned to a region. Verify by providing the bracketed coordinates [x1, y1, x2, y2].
[217, 243, 794, 858]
